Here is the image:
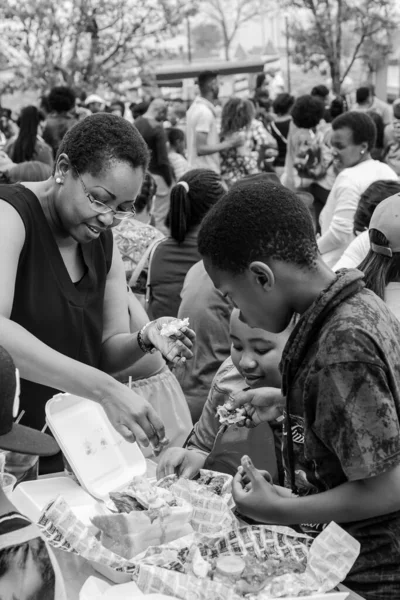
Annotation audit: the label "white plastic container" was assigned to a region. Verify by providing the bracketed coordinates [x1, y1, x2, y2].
[45, 393, 147, 500]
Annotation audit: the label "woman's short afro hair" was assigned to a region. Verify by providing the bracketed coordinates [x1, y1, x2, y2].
[198, 174, 318, 274]
[291, 94, 325, 129]
[56, 113, 149, 177]
[332, 111, 377, 150]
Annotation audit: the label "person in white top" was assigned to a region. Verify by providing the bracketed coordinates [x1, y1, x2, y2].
[351, 84, 393, 127]
[358, 193, 400, 321]
[318, 112, 397, 267]
[167, 127, 189, 181]
[334, 179, 400, 270]
[186, 70, 243, 174]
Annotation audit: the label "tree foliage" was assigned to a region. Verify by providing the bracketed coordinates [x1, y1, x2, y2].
[191, 22, 222, 57]
[200, 0, 263, 60]
[0, 0, 192, 92]
[286, 0, 397, 92]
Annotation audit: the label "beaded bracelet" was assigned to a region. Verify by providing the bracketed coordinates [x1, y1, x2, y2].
[137, 322, 156, 354]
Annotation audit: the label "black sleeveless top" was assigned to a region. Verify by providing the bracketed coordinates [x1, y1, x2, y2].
[1, 184, 113, 464]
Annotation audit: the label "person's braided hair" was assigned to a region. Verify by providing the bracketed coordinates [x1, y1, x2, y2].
[166, 169, 225, 244]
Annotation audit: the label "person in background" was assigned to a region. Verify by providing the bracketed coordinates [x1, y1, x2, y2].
[132, 101, 149, 120]
[329, 94, 346, 120]
[0, 345, 66, 600]
[6, 161, 52, 183]
[186, 70, 243, 174]
[175, 260, 233, 423]
[367, 110, 385, 160]
[311, 84, 332, 122]
[383, 100, 400, 176]
[283, 94, 335, 230]
[5, 106, 53, 167]
[147, 169, 225, 320]
[168, 128, 189, 181]
[198, 178, 400, 600]
[270, 92, 295, 178]
[318, 112, 397, 267]
[42, 86, 77, 158]
[158, 309, 287, 481]
[333, 180, 400, 270]
[84, 94, 105, 114]
[113, 172, 164, 296]
[135, 98, 173, 234]
[358, 194, 400, 321]
[0, 109, 18, 143]
[352, 83, 392, 127]
[109, 99, 125, 118]
[220, 98, 258, 188]
[168, 101, 187, 133]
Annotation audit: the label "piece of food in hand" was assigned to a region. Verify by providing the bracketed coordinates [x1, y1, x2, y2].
[152, 436, 170, 456]
[216, 399, 246, 425]
[160, 317, 190, 337]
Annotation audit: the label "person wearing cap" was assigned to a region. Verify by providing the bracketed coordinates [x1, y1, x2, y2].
[383, 100, 400, 176]
[0, 345, 67, 600]
[84, 94, 105, 114]
[358, 193, 400, 321]
[0, 113, 195, 475]
[333, 179, 400, 271]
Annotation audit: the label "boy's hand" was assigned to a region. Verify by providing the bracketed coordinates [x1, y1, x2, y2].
[232, 456, 280, 523]
[231, 387, 284, 426]
[156, 447, 206, 480]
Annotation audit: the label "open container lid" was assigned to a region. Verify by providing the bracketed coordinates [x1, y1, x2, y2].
[46, 393, 147, 500]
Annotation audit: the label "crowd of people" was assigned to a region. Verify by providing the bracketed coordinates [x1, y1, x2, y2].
[1, 71, 400, 599]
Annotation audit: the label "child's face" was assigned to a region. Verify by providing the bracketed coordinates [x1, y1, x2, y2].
[229, 310, 289, 389]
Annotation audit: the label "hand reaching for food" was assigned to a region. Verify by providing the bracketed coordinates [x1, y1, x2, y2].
[156, 447, 206, 480]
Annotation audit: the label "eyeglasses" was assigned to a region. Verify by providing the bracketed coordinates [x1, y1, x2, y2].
[74, 167, 136, 220]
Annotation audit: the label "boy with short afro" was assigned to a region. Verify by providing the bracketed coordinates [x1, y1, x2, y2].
[198, 176, 400, 600]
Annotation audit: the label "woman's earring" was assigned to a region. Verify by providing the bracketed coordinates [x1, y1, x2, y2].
[55, 177, 62, 184]
[360, 150, 365, 155]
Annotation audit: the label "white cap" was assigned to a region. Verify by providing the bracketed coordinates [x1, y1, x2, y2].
[85, 94, 105, 106]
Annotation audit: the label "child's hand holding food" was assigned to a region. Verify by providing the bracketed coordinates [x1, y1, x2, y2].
[156, 447, 206, 480]
[232, 456, 281, 523]
[230, 387, 285, 426]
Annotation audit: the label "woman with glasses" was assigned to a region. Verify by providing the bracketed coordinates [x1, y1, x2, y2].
[0, 113, 195, 474]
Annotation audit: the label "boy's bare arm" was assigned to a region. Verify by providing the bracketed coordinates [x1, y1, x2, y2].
[233, 458, 400, 525]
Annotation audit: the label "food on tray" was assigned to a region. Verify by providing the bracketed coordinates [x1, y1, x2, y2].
[109, 492, 145, 514]
[216, 399, 246, 426]
[214, 555, 245, 584]
[157, 474, 178, 490]
[196, 472, 229, 496]
[109, 477, 177, 514]
[160, 318, 190, 337]
[93, 483, 193, 560]
[138, 543, 307, 596]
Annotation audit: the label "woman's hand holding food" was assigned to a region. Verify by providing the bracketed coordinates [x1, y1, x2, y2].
[157, 447, 206, 480]
[231, 387, 285, 426]
[142, 317, 196, 366]
[101, 381, 166, 449]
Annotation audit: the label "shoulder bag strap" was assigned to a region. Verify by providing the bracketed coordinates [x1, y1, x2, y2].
[128, 234, 163, 288]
